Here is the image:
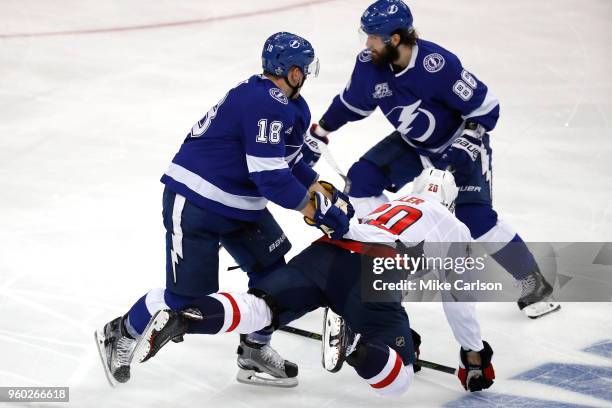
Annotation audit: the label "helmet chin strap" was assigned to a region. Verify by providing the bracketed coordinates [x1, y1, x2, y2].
[283, 75, 305, 99]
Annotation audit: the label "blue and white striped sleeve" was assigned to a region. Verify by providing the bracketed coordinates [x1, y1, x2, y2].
[243, 113, 309, 211]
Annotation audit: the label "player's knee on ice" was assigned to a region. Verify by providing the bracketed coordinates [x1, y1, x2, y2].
[348, 340, 414, 397]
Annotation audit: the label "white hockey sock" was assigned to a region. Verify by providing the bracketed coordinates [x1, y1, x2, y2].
[208, 292, 272, 334]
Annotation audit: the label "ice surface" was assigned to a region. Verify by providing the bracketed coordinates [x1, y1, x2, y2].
[1, 1, 611, 407]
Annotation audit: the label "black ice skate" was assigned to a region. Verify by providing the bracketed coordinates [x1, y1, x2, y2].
[236, 336, 298, 388]
[95, 315, 136, 387]
[132, 309, 198, 363]
[517, 266, 561, 319]
[321, 307, 357, 373]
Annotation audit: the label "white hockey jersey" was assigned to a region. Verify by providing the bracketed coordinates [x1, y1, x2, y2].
[341, 193, 484, 351]
[345, 193, 471, 244]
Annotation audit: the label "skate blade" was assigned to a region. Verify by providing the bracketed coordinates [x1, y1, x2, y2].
[236, 369, 298, 388]
[523, 301, 561, 319]
[132, 310, 170, 363]
[322, 308, 345, 372]
[94, 330, 117, 388]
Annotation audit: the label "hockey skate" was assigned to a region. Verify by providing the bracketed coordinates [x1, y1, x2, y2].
[95, 315, 136, 387]
[236, 336, 298, 388]
[517, 267, 561, 319]
[132, 308, 200, 363]
[321, 307, 356, 372]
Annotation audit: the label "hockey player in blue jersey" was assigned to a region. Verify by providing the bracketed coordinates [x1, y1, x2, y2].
[114, 169, 496, 397]
[301, 0, 559, 319]
[95, 32, 354, 388]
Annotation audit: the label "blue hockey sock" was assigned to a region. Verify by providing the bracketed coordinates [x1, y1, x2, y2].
[490, 234, 537, 280]
[349, 341, 395, 379]
[184, 295, 226, 334]
[246, 330, 272, 345]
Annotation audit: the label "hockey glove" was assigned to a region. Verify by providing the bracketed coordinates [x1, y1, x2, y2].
[317, 180, 355, 221]
[304, 191, 350, 239]
[457, 340, 495, 392]
[301, 123, 330, 167]
[437, 123, 485, 185]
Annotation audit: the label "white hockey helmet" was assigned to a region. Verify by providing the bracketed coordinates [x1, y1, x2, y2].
[412, 168, 459, 210]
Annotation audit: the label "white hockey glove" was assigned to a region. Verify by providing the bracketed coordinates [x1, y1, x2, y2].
[301, 123, 330, 167]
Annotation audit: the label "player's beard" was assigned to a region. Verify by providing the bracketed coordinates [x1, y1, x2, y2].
[370, 44, 400, 67]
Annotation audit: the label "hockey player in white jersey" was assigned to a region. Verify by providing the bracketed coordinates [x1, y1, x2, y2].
[126, 169, 495, 396]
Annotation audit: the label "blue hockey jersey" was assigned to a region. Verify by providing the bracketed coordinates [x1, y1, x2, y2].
[161, 74, 318, 221]
[321, 39, 500, 155]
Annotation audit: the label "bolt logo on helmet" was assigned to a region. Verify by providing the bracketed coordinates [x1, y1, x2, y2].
[261, 32, 319, 79]
[360, 0, 413, 41]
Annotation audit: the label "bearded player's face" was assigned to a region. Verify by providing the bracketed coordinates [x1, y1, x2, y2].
[365, 35, 398, 67]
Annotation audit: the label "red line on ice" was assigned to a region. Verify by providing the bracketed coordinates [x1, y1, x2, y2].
[0, 0, 335, 39]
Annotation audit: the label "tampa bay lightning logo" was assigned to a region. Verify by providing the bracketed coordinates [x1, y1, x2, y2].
[386, 100, 436, 142]
[269, 88, 288, 105]
[423, 53, 445, 73]
[289, 39, 300, 48]
[358, 49, 372, 62]
[387, 4, 399, 14]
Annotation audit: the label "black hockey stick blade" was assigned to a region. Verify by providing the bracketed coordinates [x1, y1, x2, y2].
[279, 325, 455, 375]
[414, 359, 455, 374]
[279, 325, 322, 340]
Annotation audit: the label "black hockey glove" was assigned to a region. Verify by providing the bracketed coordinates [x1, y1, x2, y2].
[457, 340, 495, 392]
[301, 123, 330, 167]
[436, 123, 485, 185]
[304, 191, 350, 239]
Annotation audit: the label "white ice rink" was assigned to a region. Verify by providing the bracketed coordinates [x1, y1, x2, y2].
[1, 0, 611, 407]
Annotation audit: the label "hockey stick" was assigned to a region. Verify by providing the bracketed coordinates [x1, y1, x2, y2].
[320, 142, 454, 189]
[319, 143, 348, 184]
[279, 325, 322, 341]
[279, 325, 456, 375]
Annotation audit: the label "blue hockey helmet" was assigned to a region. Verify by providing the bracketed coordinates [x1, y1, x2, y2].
[262, 32, 319, 79]
[360, 0, 413, 40]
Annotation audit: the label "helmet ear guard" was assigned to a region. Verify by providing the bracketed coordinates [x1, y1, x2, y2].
[412, 168, 459, 211]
